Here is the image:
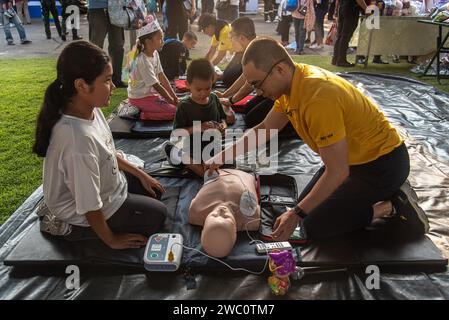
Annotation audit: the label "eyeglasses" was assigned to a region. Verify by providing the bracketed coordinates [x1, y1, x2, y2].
[247, 59, 285, 91]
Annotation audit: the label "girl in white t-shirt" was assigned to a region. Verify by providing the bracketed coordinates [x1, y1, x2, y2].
[127, 16, 178, 121]
[33, 41, 167, 250]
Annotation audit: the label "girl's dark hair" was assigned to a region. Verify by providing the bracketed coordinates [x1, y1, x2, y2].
[33, 41, 110, 157]
[136, 22, 161, 54]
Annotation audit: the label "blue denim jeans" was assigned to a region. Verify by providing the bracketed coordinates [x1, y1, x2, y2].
[293, 17, 306, 52]
[3, 12, 27, 42]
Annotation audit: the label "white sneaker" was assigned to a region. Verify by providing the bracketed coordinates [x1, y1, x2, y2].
[310, 43, 324, 50]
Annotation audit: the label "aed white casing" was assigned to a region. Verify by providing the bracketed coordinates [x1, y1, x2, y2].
[144, 233, 183, 272]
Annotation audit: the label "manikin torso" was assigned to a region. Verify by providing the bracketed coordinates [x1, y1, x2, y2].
[188, 169, 260, 231]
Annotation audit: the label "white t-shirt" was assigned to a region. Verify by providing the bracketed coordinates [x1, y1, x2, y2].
[43, 108, 128, 227]
[127, 51, 164, 99]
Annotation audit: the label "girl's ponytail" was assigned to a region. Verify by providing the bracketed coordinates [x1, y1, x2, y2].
[33, 79, 66, 157]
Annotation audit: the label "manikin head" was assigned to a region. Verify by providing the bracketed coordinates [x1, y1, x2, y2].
[201, 205, 237, 258]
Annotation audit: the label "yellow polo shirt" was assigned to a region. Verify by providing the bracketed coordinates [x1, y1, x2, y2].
[273, 63, 403, 165]
[211, 24, 233, 52]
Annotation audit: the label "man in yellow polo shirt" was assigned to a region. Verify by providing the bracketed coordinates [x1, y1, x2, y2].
[205, 38, 429, 241]
[198, 13, 234, 66]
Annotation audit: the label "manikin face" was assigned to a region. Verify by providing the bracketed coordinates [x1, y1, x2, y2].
[201, 205, 237, 258]
[209, 205, 236, 224]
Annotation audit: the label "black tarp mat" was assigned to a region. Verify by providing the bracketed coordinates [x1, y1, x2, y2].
[6, 172, 445, 271]
[2, 176, 298, 271]
[109, 108, 248, 139]
[1, 72, 449, 299]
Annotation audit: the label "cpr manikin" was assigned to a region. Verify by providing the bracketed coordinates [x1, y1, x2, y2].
[188, 169, 261, 258]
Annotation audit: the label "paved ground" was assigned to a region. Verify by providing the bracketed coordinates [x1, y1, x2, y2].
[0, 8, 334, 59]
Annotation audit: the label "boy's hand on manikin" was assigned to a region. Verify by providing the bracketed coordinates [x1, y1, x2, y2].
[201, 121, 215, 132]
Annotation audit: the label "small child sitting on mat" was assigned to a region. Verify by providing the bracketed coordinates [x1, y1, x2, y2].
[160, 31, 198, 81]
[127, 15, 178, 121]
[172, 58, 236, 162]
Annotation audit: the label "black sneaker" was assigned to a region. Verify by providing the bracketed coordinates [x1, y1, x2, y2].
[392, 180, 430, 234]
[356, 56, 366, 65]
[336, 61, 355, 68]
[162, 141, 181, 166]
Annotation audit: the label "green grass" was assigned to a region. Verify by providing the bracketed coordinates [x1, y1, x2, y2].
[0, 58, 127, 224]
[0, 55, 447, 224]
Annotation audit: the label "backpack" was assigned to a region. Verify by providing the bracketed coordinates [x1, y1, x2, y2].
[108, 0, 147, 30]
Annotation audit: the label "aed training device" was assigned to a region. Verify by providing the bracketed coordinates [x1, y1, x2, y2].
[144, 233, 183, 272]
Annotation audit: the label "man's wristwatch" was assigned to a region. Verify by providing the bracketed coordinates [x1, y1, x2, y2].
[292, 205, 307, 219]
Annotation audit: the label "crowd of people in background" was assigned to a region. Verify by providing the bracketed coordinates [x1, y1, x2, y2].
[1, 0, 430, 69]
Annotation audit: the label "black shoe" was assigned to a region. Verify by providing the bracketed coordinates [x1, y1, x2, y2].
[20, 40, 32, 45]
[331, 56, 337, 65]
[392, 180, 430, 235]
[372, 58, 389, 64]
[61, 34, 66, 41]
[356, 56, 366, 65]
[407, 57, 418, 64]
[73, 35, 83, 40]
[113, 81, 127, 88]
[46, 35, 51, 39]
[162, 141, 183, 166]
[336, 61, 355, 67]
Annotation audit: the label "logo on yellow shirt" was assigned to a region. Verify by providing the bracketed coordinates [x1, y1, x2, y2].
[320, 133, 334, 141]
